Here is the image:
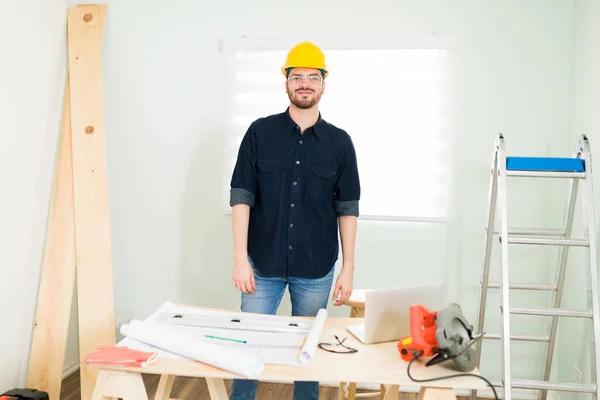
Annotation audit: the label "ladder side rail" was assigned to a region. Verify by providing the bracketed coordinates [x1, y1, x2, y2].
[540, 157, 580, 400]
[578, 135, 600, 400]
[469, 149, 500, 400]
[498, 134, 513, 400]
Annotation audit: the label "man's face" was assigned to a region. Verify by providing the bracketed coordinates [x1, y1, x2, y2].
[285, 67, 325, 109]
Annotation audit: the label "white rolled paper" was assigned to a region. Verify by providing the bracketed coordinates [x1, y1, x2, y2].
[120, 319, 264, 379]
[298, 308, 327, 363]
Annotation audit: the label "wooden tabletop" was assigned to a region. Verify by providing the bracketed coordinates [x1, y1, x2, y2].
[100, 316, 488, 391]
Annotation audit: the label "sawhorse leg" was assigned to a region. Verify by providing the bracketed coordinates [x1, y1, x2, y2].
[152, 374, 228, 399]
[91, 369, 230, 399]
[338, 382, 388, 399]
[91, 369, 149, 400]
[337, 382, 357, 400]
[382, 385, 457, 400]
[206, 377, 229, 399]
[154, 374, 175, 399]
[384, 385, 398, 400]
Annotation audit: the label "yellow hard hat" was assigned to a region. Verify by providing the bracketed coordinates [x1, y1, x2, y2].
[281, 41, 328, 79]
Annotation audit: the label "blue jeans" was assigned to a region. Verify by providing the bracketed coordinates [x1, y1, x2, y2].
[229, 259, 335, 400]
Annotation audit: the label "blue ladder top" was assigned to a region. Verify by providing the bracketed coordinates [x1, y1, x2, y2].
[506, 157, 585, 172]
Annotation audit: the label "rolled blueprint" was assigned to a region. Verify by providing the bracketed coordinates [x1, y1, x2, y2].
[120, 319, 264, 379]
[298, 308, 327, 363]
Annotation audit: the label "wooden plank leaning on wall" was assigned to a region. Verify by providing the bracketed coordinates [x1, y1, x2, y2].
[26, 4, 115, 400]
[67, 4, 116, 399]
[26, 79, 76, 400]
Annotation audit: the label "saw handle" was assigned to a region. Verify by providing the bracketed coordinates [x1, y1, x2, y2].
[397, 304, 439, 361]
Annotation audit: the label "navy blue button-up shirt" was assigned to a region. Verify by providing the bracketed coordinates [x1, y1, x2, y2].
[229, 108, 361, 279]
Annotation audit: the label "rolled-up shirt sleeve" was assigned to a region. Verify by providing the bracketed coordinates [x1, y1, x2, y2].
[229, 124, 257, 207]
[334, 137, 360, 217]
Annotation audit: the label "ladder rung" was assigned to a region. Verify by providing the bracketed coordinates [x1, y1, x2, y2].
[488, 283, 556, 291]
[484, 333, 549, 342]
[492, 227, 565, 236]
[490, 379, 597, 393]
[506, 170, 585, 178]
[510, 307, 593, 318]
[506, 236, 589, 247]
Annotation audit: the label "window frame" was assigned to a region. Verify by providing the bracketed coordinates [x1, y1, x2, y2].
[220, 34, 456, 224]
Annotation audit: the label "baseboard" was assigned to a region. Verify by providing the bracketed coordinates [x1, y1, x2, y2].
[62, 359, 79, 379]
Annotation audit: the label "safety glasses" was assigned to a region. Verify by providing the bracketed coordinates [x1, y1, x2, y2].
[318, 335, 358, 354]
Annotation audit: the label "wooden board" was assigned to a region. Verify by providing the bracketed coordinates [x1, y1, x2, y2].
[25, 78, 77, 400]
[66, 4, 115, 399]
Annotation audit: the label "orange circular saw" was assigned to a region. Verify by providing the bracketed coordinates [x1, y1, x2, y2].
[397, 303, 484, 371]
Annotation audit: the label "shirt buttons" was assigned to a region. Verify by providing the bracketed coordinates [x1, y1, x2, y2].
[288, 245, 293, 250]
[293, 182, 297, 186]
[291, 203, 295, 207]
[289, 223, 294, 228]
[299, 140, 303, 144]
[296, 161, 300, 165]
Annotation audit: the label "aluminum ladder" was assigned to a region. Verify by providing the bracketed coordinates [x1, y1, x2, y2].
[470, 133, 600, 400]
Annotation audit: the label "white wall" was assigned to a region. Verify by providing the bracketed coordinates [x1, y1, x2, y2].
[1, 0, 585, 396]
[557, 1, 600, 399]
[0, 0, 69, 392]
[62, 0, 574, 393]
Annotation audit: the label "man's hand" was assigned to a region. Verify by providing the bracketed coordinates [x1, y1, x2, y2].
[233, 257, 255, 294]
[332, 265, 353, 306]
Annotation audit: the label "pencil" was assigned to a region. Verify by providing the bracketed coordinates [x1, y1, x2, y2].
[298, 337, 307, 357]
[204, 334, 247, 344]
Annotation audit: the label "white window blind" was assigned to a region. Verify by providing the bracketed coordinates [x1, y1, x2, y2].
[224, 40, 451, 221]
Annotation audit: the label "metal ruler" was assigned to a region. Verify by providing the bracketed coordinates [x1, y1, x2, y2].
[155, 311, 313, 334]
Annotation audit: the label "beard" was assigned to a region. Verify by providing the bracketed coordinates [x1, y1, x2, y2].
[288, 87, 322, 109]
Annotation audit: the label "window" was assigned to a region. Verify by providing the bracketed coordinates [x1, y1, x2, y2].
[223, 37, 452, 222]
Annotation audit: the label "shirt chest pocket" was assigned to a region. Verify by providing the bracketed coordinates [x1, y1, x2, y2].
[308, 162, 338, 199]
[257, 157, 287, 194]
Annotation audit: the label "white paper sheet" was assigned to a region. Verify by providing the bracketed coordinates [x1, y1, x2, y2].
[120, 319, 265, 378]
[299, 308, 327, 363]
[118, 301, 328, 370]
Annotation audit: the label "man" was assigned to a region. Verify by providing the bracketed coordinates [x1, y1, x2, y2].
[228, 41, 361, 400]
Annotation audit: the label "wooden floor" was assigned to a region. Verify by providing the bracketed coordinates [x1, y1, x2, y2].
[59, 369, 397, 399]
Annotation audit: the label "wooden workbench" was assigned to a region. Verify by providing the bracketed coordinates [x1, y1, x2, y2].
[89, 309, 489, 400]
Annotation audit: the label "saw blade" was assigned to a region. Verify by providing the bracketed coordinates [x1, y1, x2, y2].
[452, 346, 478, 371]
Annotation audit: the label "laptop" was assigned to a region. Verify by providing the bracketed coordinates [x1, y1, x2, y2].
[346, 282, 444, 344]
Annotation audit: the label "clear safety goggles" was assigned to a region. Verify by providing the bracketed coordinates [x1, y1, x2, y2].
[287, 75, 323, 83]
